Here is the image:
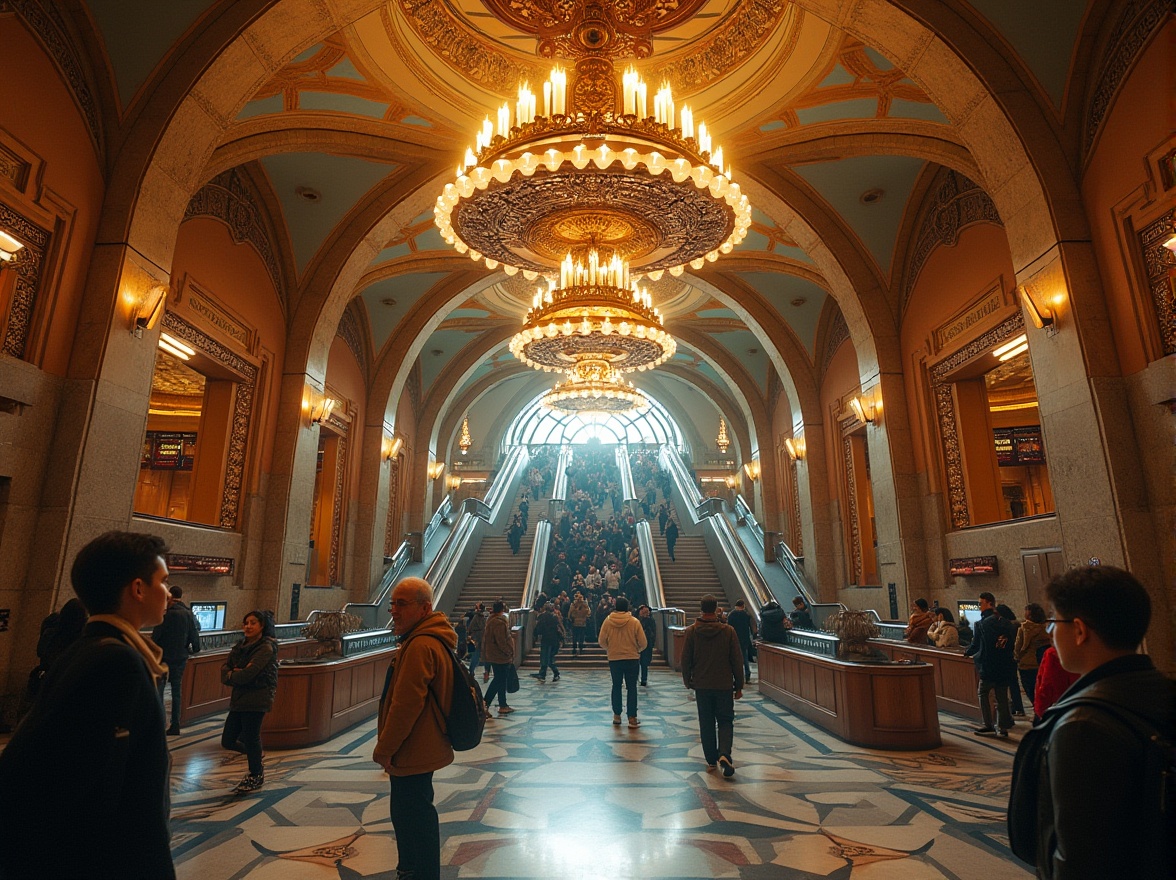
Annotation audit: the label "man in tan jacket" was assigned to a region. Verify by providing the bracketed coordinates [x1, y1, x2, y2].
[598, 596, 647, 727]
[373, 577, 456, 880]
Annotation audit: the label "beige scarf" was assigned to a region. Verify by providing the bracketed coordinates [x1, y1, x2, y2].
[88, 613, 169, 681]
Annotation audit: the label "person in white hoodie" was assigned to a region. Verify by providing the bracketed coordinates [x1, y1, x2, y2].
[597, 596, 648, 727]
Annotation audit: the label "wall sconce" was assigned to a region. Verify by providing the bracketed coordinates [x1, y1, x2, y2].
[723, 474, 737, 489]
[784, 436, 807, 461]
[428, 461, 445, 480]
[715, 418, 729, 454]
[743, 460, 761, 482]
[446, 475, 463, 490]
[849, 394, 877, 425]
[0, 229, 25, 263]
[382, 435, 403, 461]
[458, 417, 472, 455]
[1018, 285, 1056, 331]
[131, 283, 168, 337]
[309, 393, 336, 425]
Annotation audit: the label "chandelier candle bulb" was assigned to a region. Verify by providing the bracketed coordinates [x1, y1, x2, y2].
[498, 103, 510, 138]
[681, 106, 694, 139]
[637, 81, 647, 119]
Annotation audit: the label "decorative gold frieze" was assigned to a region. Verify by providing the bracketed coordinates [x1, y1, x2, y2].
[1139, 210, 1176, 355]
[0, 200, 50, 360]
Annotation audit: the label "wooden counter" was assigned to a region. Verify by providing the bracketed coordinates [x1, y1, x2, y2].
[871, 640, 983, 722]
[261, 647, 395, 748]
[180, 639, 396, 747]
[757, 642, 941, 750]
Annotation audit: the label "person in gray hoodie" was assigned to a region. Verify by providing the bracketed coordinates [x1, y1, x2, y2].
[681, 594, 744, 777]
[597, 596, 647, 727]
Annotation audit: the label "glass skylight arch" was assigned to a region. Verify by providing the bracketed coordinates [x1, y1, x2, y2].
[507, 391, 684, 448]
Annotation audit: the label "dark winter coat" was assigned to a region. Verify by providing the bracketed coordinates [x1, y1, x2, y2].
[0, 621, 176, 879]
[221, 636, 279, 712]
[151, 600, 201, 666]
[681, 617, 743, 692]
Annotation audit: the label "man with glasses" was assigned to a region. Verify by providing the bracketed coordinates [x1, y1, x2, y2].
[1008, 565, 1174, 878]
[373, 577, 458, 880]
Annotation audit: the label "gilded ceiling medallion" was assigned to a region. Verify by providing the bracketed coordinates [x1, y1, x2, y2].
[527, 208, 661, 263]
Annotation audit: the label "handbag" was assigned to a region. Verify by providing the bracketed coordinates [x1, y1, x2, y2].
[506, 664, 520, 694]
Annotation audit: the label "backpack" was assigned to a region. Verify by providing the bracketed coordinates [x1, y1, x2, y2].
[422, 633, 486, 751]
[1007, 694, 1175, 867]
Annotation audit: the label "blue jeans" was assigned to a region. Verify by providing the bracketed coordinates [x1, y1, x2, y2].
[740, 642, 753, 681]
[639, 647, 653, 684]
[609, 658, 639, 718]
[389, 771, 439, 880]
[694, 688, 735, 765]
[538, 643, 560, 678]
[156, 660, 186, 728]
[466, 646, 481, 674]
[483, 662, 512, 707]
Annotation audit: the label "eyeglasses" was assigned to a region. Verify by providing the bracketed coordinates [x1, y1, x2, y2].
[1045, 618, 1075, 634]
[390, 599, 423, 609]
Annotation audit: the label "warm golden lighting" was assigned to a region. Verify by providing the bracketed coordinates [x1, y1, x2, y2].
[1164, 232, 1176, 253]
[743, 460, 761, 481]
[132, 283, 169, 336]
[784, 436, 806, 462]
[723, 474, 738, 489]
[849, 395, 877, 425]
[446, 475, 463, 491]
[382, 434, 403, 461]
[1018, 286, 1055, 330]
[0, 229, 25, 262]
[716, 418, 730, 454]
[541, 360, 647, 415]
[157, 331, 194, 361]
[310, 395, 336, 425]
[458, 417, 473, 455]
[428, 461, 446, 480]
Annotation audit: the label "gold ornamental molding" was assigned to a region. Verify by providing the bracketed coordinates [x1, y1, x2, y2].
[1138, 209, 1176, 355]
[929, 311, 1025, 530]
[160, 311, 258, 530]
[0, 200, 50, 360]
[842, 434, 862, 585]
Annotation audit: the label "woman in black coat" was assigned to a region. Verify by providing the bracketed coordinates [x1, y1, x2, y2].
[221, 610, 280, 793]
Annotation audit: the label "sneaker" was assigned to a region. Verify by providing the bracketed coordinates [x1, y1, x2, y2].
[719, 756, 735, 778]
[166, 725, 181, 737]
[612, 714, 622, 725]
[628, 717, 640, 728]
[997, 729, 1010, 738]
[497, 705, 515, 715]
[233, 774, 264, 794]
[973, 727, 997, 736]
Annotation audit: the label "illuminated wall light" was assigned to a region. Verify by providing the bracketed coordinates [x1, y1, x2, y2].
[382, 434, 403, 461]
[428, 461, 446, 480]
[132, 283, 169, 337]
[446, 475, 463, 490]
[784, 436, 806, 461]
[1164, 231, 1176, 253]
[0, 229, 25, 262]
[308, 391, 336, 425]
[723, 474, 737, 489]
[849, 394, 878, 425]
[1018, 285, 1055, 330]
[743, 460, 761, 481]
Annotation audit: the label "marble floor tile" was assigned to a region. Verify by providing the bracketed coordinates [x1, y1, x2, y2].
[157, 665, 1032, 878]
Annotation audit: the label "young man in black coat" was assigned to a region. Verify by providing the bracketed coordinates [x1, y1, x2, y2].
[0, 531, 176, 879]
[151, 584, 201, 735]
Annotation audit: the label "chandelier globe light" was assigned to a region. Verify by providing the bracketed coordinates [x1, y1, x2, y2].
[508, 250, 675, 374]
[435, 64, 751, 280]
[541, 359, 647, 416]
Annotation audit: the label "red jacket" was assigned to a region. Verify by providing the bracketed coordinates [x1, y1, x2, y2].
[1033, 646, 1080, 717]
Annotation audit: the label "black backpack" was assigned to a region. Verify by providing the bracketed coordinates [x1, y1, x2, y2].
[1007, 694, 1175, 867]
[422, 633, 486, 751]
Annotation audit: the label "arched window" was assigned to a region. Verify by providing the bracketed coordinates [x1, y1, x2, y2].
[507, 391, 684, 447]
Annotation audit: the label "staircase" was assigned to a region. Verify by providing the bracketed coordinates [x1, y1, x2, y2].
[448, 491, 543, 625]
[654, 532, 724, 617]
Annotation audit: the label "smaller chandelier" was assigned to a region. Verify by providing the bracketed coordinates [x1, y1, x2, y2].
[542, 360, 647, 415]
[458, 417, 472, 455]
[509, 250, 675, 374]
[716, 418, 729, 454]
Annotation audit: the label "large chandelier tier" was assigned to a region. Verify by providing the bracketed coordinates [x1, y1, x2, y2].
[435, 66, 752, 280]
[508, 251, 675, 373]
[541, 361, 647, 416]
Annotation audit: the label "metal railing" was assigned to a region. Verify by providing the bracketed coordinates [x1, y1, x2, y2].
[617, 443, 636, 502]
[734, 495, 765, 548]
[521, 519, 553, 611]
[659, 445, 773, 612]
[422, 494, 453, 552]
[634, 519, 664, 609]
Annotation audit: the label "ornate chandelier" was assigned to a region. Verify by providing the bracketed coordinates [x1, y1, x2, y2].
[508, 250, 674, 374]
[434, 65, 751, 281]
[458, 417, 472, 455]
[541, 360, 647, 415]
[716, 418, 730, 454]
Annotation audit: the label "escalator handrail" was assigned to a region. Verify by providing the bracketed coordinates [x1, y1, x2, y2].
[634, 519, 665, 609]
[521, 519, 553, 610]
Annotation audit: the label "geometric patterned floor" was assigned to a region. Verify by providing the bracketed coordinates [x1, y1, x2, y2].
[166, 665, 1033, 879]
